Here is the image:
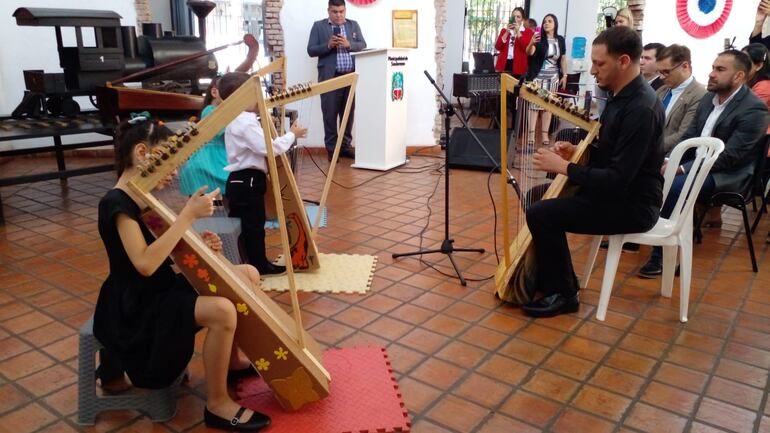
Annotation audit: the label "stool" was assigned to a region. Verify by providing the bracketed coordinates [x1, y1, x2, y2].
[77, 317, 185, 425]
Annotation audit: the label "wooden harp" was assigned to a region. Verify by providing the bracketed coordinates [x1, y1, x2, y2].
[127, 58, 358, 411]
[496, 73, 601, 304]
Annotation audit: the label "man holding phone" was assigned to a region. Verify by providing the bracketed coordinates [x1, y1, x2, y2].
[307, 0, 367, 161]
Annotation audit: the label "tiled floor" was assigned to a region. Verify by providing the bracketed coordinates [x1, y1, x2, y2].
[1, 146, 769, 433]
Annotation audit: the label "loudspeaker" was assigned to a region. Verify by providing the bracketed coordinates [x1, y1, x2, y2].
[447, 128, 502, 172]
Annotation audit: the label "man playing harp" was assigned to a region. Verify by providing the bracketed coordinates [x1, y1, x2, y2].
[522, 26, 665, 318]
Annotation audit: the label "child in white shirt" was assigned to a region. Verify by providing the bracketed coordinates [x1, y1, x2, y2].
[218, 72, 308, 275]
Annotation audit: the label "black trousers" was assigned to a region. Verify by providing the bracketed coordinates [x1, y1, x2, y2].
[225, 168, 270, 269]
[320, 72, 355, 153]
[526, 193, 658, 297]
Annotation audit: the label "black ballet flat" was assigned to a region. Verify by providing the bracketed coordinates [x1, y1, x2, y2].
[227, 365, 260, 384]
[204, 406, 271, 432]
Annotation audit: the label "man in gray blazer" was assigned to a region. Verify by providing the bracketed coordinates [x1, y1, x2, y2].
[639, 50, 769, 277]
[655, 45, 707, 154]
[307, 0, 367, 161]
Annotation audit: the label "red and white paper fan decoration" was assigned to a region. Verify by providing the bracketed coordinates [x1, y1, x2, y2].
[348, 0, 377, 5]
[676, 0, 733, 39]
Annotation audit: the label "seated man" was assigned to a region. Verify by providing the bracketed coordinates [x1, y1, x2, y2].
[523, 26, 665, 318]
[638, 50, 769, 278]
[656, 44, 707, 154]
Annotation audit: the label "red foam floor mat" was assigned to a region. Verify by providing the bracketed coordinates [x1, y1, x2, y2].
[236, 346, 411, 433]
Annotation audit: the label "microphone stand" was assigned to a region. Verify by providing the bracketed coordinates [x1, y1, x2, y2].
[392, 71, 521, 286]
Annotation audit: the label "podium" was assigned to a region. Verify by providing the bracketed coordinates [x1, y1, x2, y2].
[350, 48, 409, 170]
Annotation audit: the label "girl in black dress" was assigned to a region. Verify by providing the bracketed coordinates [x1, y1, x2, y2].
[94, 118, 269, 432]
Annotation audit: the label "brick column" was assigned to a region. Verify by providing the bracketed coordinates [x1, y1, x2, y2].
[628, 0, 646, 31]
[134, 0, 152, 32]
[434, 0, 447, 144]
[264, 0, 285, 88]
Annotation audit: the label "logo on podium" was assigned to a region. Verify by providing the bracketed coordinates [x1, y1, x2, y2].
[391, 72, 404, 101]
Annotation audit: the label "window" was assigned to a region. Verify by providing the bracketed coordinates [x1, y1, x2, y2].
[463, 0, 526, 71]
[193, 0, 270, 74]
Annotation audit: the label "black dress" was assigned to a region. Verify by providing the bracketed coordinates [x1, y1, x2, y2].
[94, 189, 199, 389]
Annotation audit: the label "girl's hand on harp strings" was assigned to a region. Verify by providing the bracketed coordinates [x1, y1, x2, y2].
[181, 186, 220, 222]
[201, 230, 223, 253]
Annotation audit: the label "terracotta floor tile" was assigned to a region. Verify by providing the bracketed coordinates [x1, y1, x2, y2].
[398, 376, 442, 413]
[722, 341, 770, 369]
[409, 358, 465, 390]
[453, 372, 511, 408]
[0, 350, 55, 380]
[422, 314, 469, 337]
[457, 325, 508, 351]
[498, 339, 551, 365]
[476, 354, 530, 386]
[589, 366, 646, 398]
[0, 336, 32, 362]
[476, 413, 541, 433]
[619, 332, 670, 358]
[385, 343, 427, 374]
[41, 335, 79, 362]
[571, 385, 632, 422]
[523, 369, 580, 403]
[0, 402, 58, 433]
[307, 320, 356, 345]
[552, 408, 616, 433]
[653, 362, 710, 393]
[630, 318, 678, 342]
[706, 377, 764, 411]
[761, 416, 770, 433]
[20, 321, 75, 347]
[478, 312, 526, 334]
[517, 323, 568, 347]
[560, 335, 611, 362]
[690, 422, 733, 433]
[363, 316, 414, 341]
[409, 419, 453, 433]
[499, 390, 561, 428]
[574, 321, 624, 345]
[399, 327, 449, 355]
[425, 394, 488, 432]
[16, 364, 77, 397]
[34, 420, 80, 433]
[666, 345, 717, 373]
[696, 397, 758, 433]
[387, 303, 435, 325]
[356, 293, 402, 313]
[2, 310, 54, 334]
[641, 381, 699, 416]
[676, 330, 726, 355]
[435, 340, 487, 369]
[605, 349, 657, 377]
[42, 384, 78, 417]
[543, 351, 596, 381]
[303, 296, 350, 316]
[0, 302, 33, 322]
[624, 402, 688, 433]
[0, 383, 32, 414]
[714, 358, 768, 388]
[443, 301, 488, 322]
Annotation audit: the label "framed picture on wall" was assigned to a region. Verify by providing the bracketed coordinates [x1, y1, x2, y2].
[392, 10, 417, 48]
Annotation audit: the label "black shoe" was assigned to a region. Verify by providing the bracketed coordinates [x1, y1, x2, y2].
[258, 263, 286, 276]
[227, 365, 259, 384]
[204, 406, 270, 432]
[638, 259, 662, 278]
[599, 240, 639, 253]
[522, 293, 579, 318]
[340, 146, 355, 159]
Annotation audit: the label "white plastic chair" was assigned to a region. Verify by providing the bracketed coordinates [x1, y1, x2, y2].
[580, 137, 725, 323]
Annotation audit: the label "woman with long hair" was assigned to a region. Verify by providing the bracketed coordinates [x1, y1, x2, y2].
[614, 8, 634, 28]
[525, 14, 567, 146]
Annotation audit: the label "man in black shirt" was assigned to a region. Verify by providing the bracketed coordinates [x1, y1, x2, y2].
[522, 26, 665, 318]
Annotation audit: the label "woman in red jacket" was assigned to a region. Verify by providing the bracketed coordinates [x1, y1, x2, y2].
[495, 7, 533, 78]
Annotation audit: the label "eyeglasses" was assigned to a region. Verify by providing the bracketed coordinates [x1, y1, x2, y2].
[658, 62, 685, 76]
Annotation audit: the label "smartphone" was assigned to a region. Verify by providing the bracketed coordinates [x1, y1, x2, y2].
[534, 26, 541, 33]
[508, 16, 515, 25]
[333, 26, 341, 36]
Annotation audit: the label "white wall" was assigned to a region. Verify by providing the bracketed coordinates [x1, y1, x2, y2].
[281, 1, 437, 147]
[149, 0, 172, 33]
[642, 1, 757, 85]
[443, 0, 466, 98]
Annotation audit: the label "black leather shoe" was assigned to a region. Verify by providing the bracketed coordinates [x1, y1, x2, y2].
[258, 263, 286, 276]
[340, 146, 355, 159]
[522, 293, 579, 318]
[638, 259, 662, 278]
[204, 406, 270, 432]
[227, 365, 259, 384]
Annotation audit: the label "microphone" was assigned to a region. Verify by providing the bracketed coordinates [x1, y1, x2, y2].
[423, 70, 436, 85]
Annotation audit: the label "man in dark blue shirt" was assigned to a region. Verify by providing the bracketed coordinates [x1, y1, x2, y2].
[523, 26, 665, 318]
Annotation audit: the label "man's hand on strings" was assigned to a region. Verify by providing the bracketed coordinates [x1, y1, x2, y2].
[290, 121, 308, 139]
[552, 141, 576, 160]
[532, 147, 570, 175]
[201, 230, 223, 253]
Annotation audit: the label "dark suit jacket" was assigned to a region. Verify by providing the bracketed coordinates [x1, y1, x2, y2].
[681, 85, 769, 194]
[655, 78, 707, 154]
[525, 34, 566, 81]
[649, 76, 664, 91]
[307, 18, 367, 82]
